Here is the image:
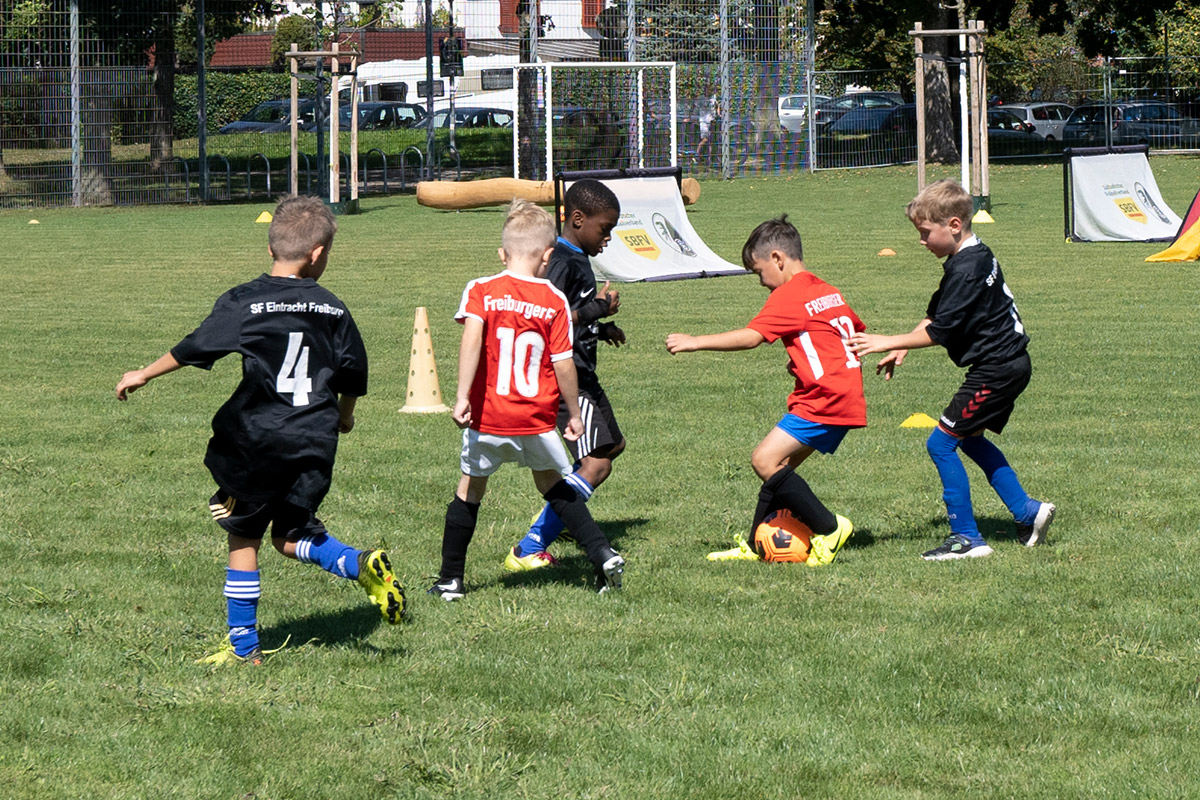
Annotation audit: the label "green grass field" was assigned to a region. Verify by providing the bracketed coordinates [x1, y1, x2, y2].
[3, 162, 1200, 799]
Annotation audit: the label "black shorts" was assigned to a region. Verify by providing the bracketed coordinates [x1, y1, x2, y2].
[556, 371, 623, 461]
[939, 353, 1031, 437]
[208, 490, 327, 540]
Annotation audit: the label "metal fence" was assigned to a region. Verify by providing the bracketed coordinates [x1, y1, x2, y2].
[2, 1, 1199, 208]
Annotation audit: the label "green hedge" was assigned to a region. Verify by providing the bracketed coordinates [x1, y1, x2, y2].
[174, 72, 291, 137]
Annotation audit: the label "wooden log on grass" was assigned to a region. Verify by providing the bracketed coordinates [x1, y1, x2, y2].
[416, 177, 701, 210]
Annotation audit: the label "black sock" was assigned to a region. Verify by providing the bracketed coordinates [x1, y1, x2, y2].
[753, 466, 836, 535]
[439, 496, 480, 581]
[542, 479, 615, 568]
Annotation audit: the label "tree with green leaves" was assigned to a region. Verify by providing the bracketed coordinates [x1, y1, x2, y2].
[78, 0, 275, 184]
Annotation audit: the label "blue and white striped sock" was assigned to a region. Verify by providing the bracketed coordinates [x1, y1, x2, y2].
[294, 533, 361, 580]
[225, 568, 261, 657]
[515, 473, 594, 557]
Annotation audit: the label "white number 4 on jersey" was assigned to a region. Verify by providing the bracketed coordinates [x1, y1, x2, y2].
[276, 331, 312, 406]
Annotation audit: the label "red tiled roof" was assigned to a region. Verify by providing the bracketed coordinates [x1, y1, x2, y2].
[209, 29, 471, 69]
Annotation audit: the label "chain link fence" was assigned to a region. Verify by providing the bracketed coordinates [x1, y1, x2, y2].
[3, 2, 1199, 208]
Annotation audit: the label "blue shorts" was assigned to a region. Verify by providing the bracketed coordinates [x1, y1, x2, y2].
[776, 414, 851, 454]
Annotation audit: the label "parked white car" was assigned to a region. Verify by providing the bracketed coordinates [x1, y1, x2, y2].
[778, 93, 831, 132]
[999, 102, 1074, 140]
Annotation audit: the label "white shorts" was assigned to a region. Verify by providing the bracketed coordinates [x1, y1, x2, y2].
[460, 429, 573, 477]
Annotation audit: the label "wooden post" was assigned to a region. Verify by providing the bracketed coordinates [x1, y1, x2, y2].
[968, 21, 982, 204]
[289, 43, 299, 195]
[974, 21, 990, 208]
[914, 22, 926, 193]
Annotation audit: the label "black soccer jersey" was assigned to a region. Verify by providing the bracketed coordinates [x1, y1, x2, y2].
[546, 237, 603, 374]
[925, 239, 1029, 368]
[170, 274, 368, 510]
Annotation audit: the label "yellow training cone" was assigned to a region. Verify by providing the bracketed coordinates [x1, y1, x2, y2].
[972, 209, 995, 224]
[878, 248, 896, 256]
[399, 306, 449, 413]
[255, 211, 273, 223]
[900, 412, 938, 428]
[28, 219, 40, 224]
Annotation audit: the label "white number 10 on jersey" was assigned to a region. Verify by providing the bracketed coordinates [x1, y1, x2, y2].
[276, 331, 313, 406]
[494, 326, 545, 397]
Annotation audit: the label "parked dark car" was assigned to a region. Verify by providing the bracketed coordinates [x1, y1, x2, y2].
[1063, 101, 1200, 149]
[218, 99, 316, 133]
[816, 105, 1048, 166]
[812, 91, 905, 131]
[986, 107, 1049, 156]
[815, 104, 917, 167]
[428, 106, 513, 129]
[302, 101, 426, 132]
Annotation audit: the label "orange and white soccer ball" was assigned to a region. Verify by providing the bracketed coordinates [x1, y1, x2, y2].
[754, 509, 813, 563]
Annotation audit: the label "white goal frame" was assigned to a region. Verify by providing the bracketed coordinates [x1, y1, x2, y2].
[510, 61, 677, 179]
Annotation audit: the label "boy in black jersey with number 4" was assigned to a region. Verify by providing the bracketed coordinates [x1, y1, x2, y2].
[850, 180, 1055, 561]
[116, 195, 405, 665]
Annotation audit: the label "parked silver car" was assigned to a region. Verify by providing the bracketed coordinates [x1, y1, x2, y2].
[999, 102, 1074, 140]
[777, 93, 831, 132]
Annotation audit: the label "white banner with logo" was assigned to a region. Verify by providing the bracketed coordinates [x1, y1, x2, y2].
[1070, 150, 1180, 242]
[569, 175, 744, 282]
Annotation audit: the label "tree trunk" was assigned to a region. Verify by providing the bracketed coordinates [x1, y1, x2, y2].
[81, 66, 113, 205]
[149, 23, 175, 172]
[923, 12, 960, 164]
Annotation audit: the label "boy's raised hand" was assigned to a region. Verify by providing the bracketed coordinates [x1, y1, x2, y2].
[601, 282, 620, 315]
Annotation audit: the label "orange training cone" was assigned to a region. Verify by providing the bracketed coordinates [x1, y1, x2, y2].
[399, 307, 450, 414]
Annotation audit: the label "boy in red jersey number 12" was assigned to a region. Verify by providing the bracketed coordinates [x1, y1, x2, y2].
[666, 215, 862, 565]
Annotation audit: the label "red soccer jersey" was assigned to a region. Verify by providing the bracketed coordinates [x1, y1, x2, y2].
[747, 271, 867, 426]
[456, 271, 575, 435]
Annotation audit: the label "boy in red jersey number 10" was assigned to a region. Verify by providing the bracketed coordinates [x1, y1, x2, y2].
[666, 215, 862, 565]
[429, 199, 625, 600]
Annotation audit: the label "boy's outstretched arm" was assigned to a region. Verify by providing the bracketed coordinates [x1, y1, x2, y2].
[849, 319, 935, 380]
[115, 352, 183, 400]
[665, 327, 765, 354]
[453, 319, 484, 429]
[552, 358, 584, 442]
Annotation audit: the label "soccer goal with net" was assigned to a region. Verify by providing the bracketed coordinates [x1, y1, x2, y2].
[510, 61, 678, 180]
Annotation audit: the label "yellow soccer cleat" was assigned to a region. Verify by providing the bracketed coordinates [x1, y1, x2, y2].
[196, 634, 290, 667]
[357, 550, 407, 624]
[706, 536, 762, 562]
[503, 547, 561, 573]
[806, 514, 853, 567]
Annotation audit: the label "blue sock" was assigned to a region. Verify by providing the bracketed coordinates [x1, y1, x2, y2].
[926, 428, 983, 543]
[225, 568, 261, 657]
[294, 533, 361, 580]
[959, 436, 1041, 524]
[515, 472, 594, 556]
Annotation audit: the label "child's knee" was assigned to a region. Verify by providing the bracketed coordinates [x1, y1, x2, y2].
[926, 427, 961, 459]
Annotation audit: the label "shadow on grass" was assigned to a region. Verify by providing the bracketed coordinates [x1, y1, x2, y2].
[265, 603, 407, 657]
[491, 516, 649, 592]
